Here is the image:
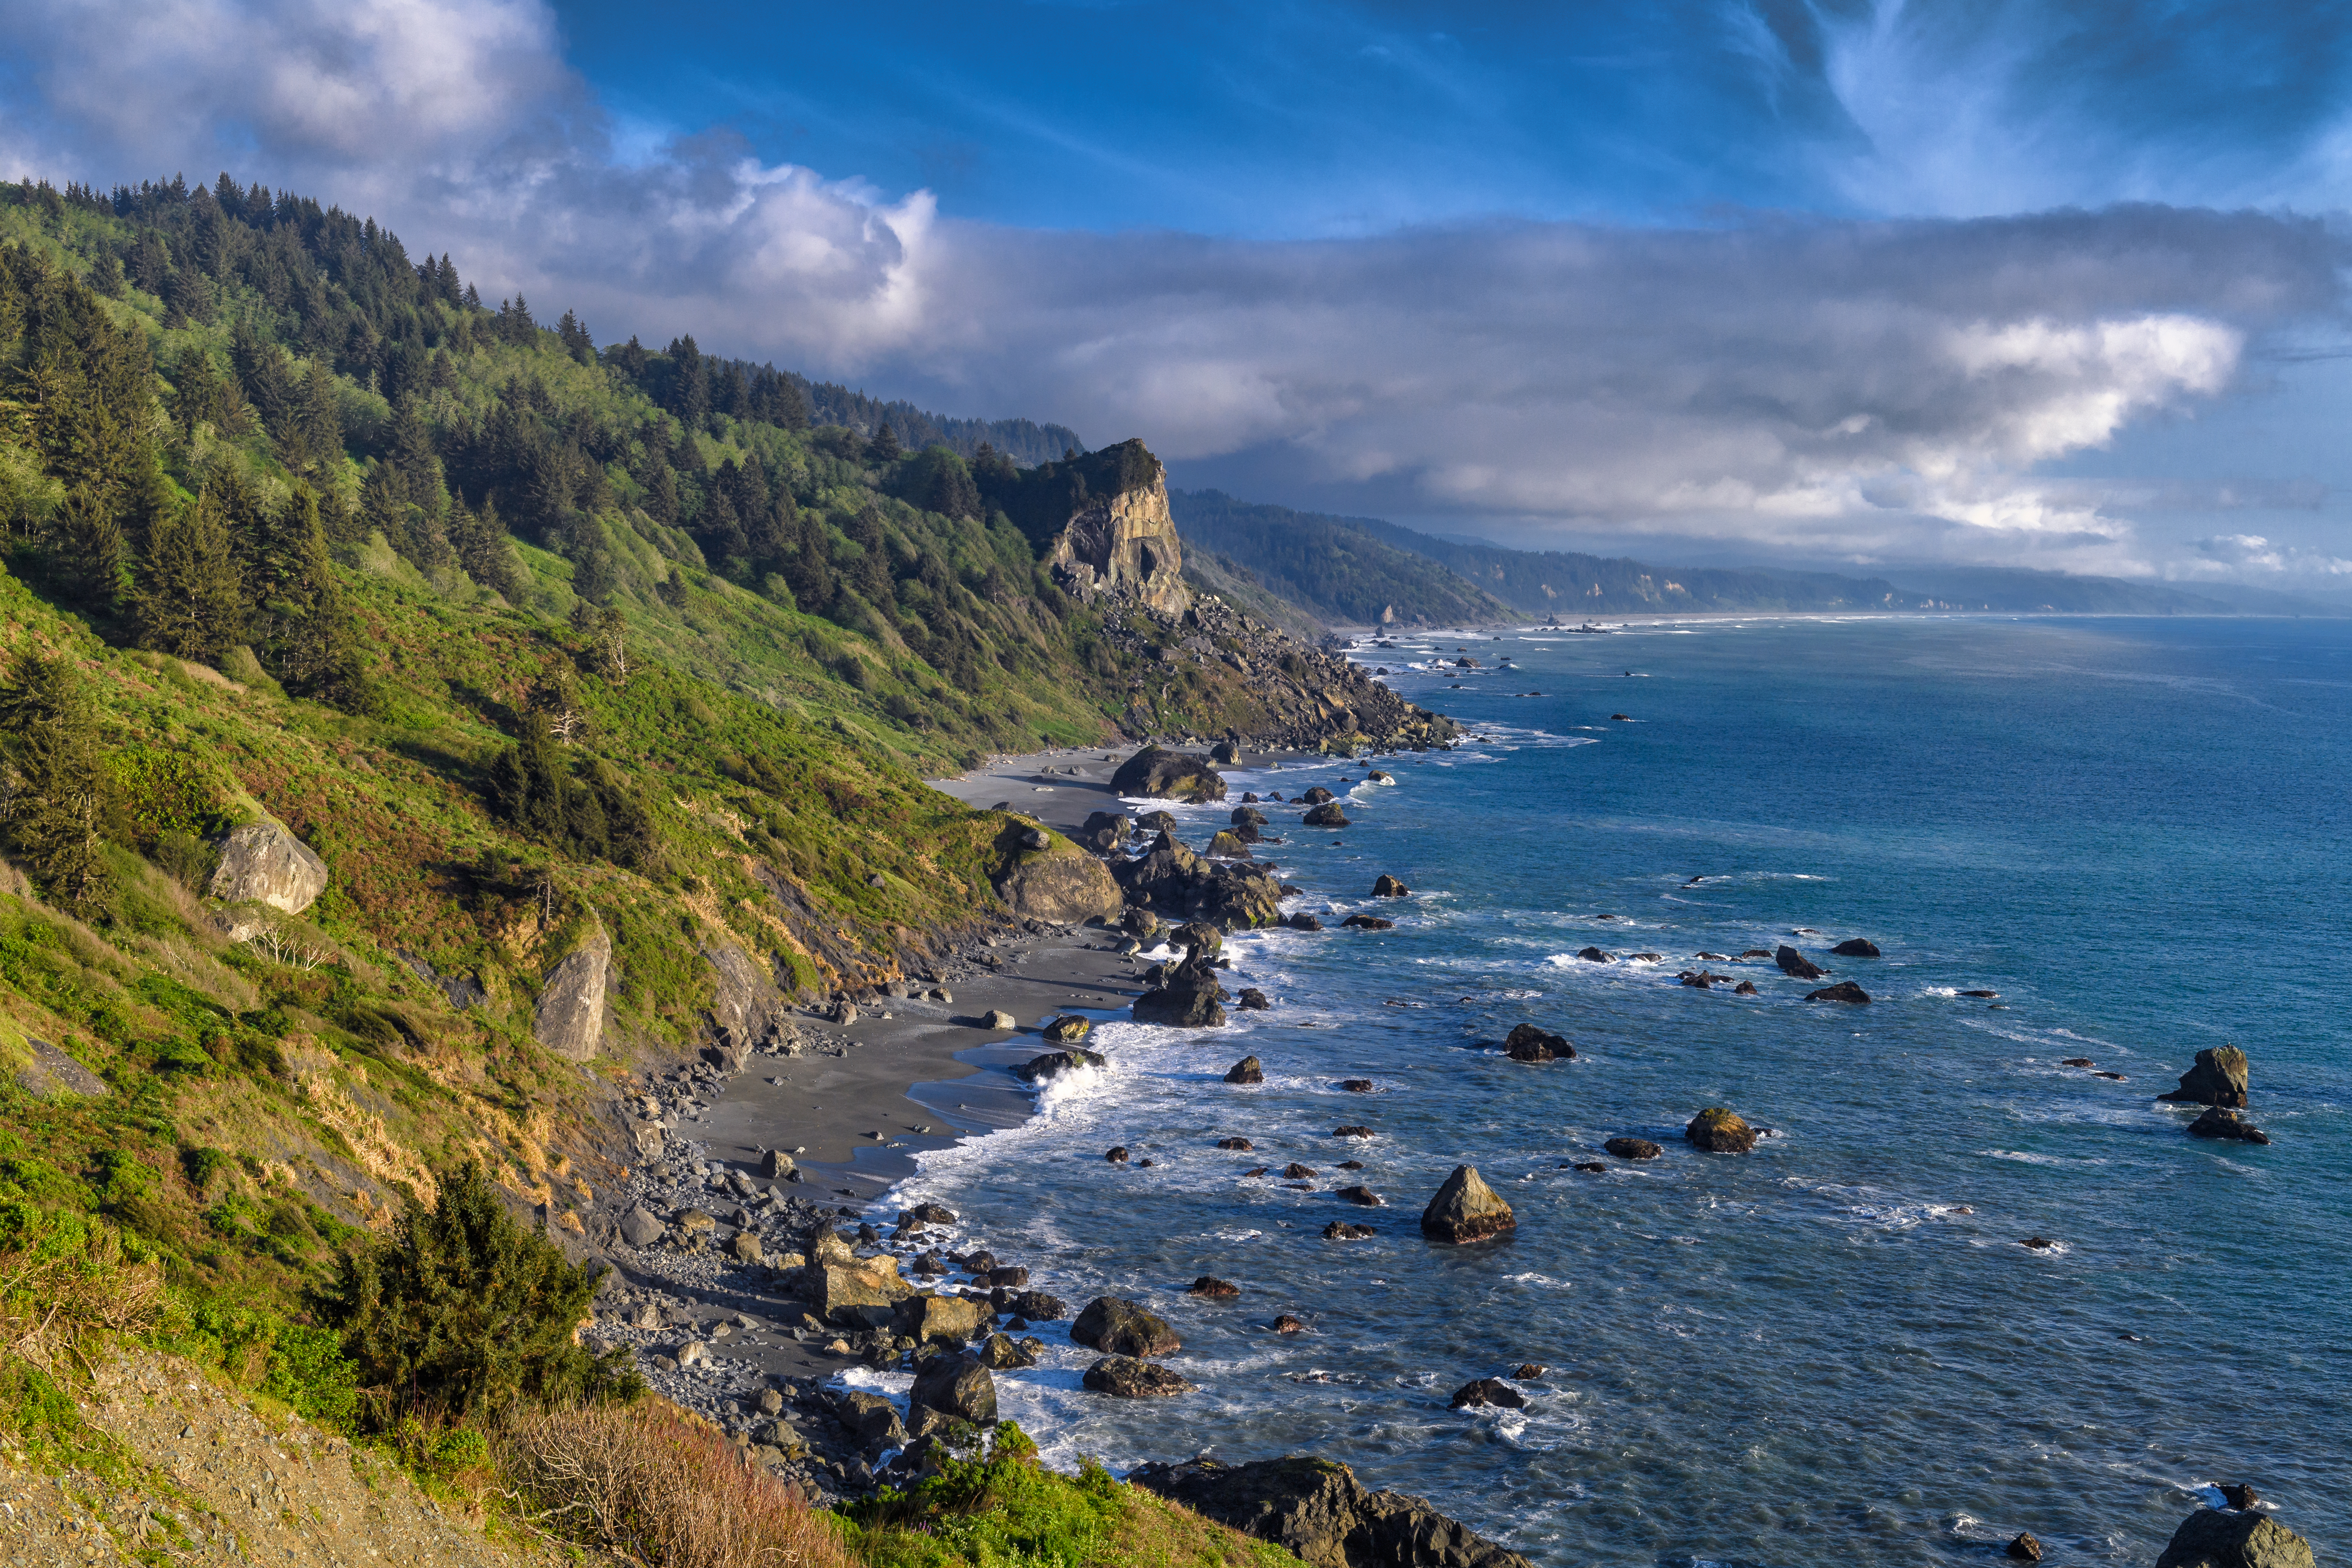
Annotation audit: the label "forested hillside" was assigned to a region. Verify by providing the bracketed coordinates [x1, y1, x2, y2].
[1170, 489, 1513, 626]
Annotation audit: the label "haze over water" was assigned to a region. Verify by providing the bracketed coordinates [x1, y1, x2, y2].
[879, 615, 2349, 1567]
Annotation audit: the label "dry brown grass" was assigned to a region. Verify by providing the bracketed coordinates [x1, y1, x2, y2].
[496, 1397, 858, 1568]
[0, 1211, 163, 1373]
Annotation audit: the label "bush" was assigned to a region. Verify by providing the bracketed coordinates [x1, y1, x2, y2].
[321, 1162, 638, 1422]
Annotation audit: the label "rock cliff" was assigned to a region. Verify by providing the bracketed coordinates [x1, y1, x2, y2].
[1045, 440, 1190, 616]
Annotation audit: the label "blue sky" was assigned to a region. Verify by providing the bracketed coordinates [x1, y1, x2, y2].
[7, 0, 2352, 585]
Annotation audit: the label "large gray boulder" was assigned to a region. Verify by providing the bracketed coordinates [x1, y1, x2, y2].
[2153, 1508, 2312, 1568]
[1128, 1454, 1533, 1568]
[2159, 1046, 2251, 1108]
[1132, 951, 1227, 1027]
[534, 923, 611, 1062]
[1111, 746, 1228, 803]
[909, 1350, 998, 1431]
[991, 819, 1123, 922]
[1072, 1295, 1182, 1356]
[208, 820, 328, 913]
[702, 942, 789, 1059]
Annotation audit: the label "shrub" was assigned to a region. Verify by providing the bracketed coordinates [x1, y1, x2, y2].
[321, 1162, 638, 1422]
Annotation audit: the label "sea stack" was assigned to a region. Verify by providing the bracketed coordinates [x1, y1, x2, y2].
[1685, 1108, 1758, 1152]
[2158, 1045, 2250, 1108]
[1420, 1165, 1516, 1243]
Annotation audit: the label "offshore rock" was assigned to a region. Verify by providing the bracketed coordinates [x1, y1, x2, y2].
[1128, 1454, 1535, 1568]
[1134, 951, 1228, 1027]
[1237, 988, 1271, 1010]
[1113, 830, 1284, 928]
[1014, 1048, 1106, 1082]
[2186, 1107, 2272, 1144]
[533, 923, 611, 1063]
[977, 1332, 1039, 1369]
[1420, 1165, 1514, 1244]
[909, 1350, 998, 1429]
[2008, 1533, 2043, 1561]
[1111, 746, 1228, 803]
[1805, 980, 1872, 1004]
[1831, 938, 1882, 957]
[894, 1292, 990, 1347]
[1084, 1356, 1194, 1397]
[1372, 875, 1410, 897]
[1449, 1378, 1526, 1410]
[1044, 1015, 1093, 1043]
[1303, 803, 1351, 828]
[1685, 1108, 1758, 1153]
[207, 819, 329, 913]
[1072, 1295, 1181, 1357]
[1604, 1137, 1663, 1160]
[2159, 1046, 2251, 1108]
[1225, 1056, 1266, 1084]
[2152, 1508, 2313, 1568]
[1775, 945, 1825, 980]
[1503, 1023, 1571, 1062]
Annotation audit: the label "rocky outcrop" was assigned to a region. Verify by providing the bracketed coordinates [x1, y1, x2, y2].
[1112, 831, 1284, 929]
[1774, 945, 1824, 980]
[1111, 746, 1228, 803]
[992, 820, 1124, 922]
[1831, 938, 1882, 957]
[1503, 1024, 1571, 1062]
[2152, 1507, 2313, 1568]
[2159, 1046, 2250, 1108]
[1128, 1454, 1534, 1568]
[803, 1228, 917, 1323]
[1014, 1048, 1105, 1082]
[893, 1292, 988, 1347]
[1805, 981, 1871, 1004]
[1303, 803, 1350, 828]
[1072, 1295, 1181, 1356]
[1685, 1108, 1757, 1153]
[207, 819, 329, 914]
[1045, 442, 1190, 616]
[533, 923, 611, 1062]
[1604, 1137, 1662, 1160]
[909, 1350, 998, 1432]
[1044, 1015, 1092, 1043]
[1372, 875, 1410, 897]
[1133, 950, 1228, 1027]
[13, 1036, 106, 1098]
[1225, 1056, 1265, 1084]
[1420, 1165, 1514, 1244]
[2186, 1107, 2271, 1144]
[701, 941, 790, 1062]
[1449, 1378, 1525, 1410]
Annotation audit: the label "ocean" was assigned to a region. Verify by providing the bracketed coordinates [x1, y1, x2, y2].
[863, 615, 2349, 1567]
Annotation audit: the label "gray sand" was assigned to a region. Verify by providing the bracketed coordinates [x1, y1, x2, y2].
[928, 741, 1310, 833]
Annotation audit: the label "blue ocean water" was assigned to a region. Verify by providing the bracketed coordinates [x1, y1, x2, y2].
[877, 616, 2350, 1568]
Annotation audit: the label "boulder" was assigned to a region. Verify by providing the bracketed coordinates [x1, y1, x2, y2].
[12, 1037, 107, 1099]
[2220, 1486, 2262, 1513]
[1300, 787, 1337, 805]
[1334, 1185, 1382, 1206]
[1830, 938, 1882, 957]
[207, 819, 329, 913]
[1303, 803, 1350, 828]
[533, 924, 612, 1063]
[992, 820, 1124, 923]
[2159, 1046, 2251, 1108]
[893, 1292, 989, 1347]
[1211, 740, 1241, 765]
[2152, 1508, 2313, 1568]
[1288, 913, 1325, 931]
[618, 1206, 665, 1247]
[1503, 1023, 1571, 1062]
[1340, 915, 1394, 931]
[1173, 922, 1225, 955]
[1072, 1295, 1181, 1356]
[1449, 1378, 1527, 1410]
[1333, 1124, 1375, 1138]
[909, 1350, 998, 1428]
[1044, 1015, 1093, 1043]
[1238, 988, 1271, 1011]
[1733, 981, 1758, 996]
[1083, 1356, 1193, 1397]
[2008, 1533, 2042, 1561]
[1225, 1056, 1265, 1084]
[1127, 1454, 1535, 1568]
[1372, 875, 1410, 897]
[1774, 945, 1825, 980]
[1008, 1289, 1068, 1320]
[1420, 1165, 1515, 1244]
[904, 1202, 958, 1224]
[1574, 947, 1612, 963]
[1189, 1276, 1241, 1298]
[760, 1149, 796, 1180]
[1232, 806, 1269, 826]
[977, 1332, 1039, 1369]
[1282, 1163, 1317, 1179]
[1322, 1221, 1376, 1240]
[811, 1250, 917, 1323]
[727, 1230, 763, 1264]
[1273, 1315, 1309, 1334]
[837, 1391, 906, 1453]
[2186, 1107, 2272, 1144]
[1207, 830, 1256, 859]
[1123, 906, 1162, 938]
[1805, 981, 1872, 1004]
[1111, 746, 1228, 803]
[983, 1009, 1019, 1031]
[1105, 1146, 1129, 1162]
[1014, 1048, 1106, 1082]
[1685, 1108, 1757, 1153]
[1604, 1137, 1663, 1160]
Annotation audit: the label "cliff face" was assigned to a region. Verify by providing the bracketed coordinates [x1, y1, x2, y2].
[1046, 440, 1191, 616]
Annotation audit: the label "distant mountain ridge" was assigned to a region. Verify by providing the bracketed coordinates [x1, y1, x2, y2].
[1168, 490, 1515, 626]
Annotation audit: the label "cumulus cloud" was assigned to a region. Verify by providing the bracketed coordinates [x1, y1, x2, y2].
[2, 0, 2344, 576]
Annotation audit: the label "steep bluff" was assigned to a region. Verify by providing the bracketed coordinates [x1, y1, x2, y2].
[1044, 439, 1192, 615]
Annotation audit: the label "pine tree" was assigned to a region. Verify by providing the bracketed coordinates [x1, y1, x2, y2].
[266, 490, 381, 716]
[294, 359, 341, 474]
[54, 485, 127, 610]
[492, 710, 572, 835]
[136, 488, 248, 661]
[866, 421, 901, 464]
[0, 654, 113, 912]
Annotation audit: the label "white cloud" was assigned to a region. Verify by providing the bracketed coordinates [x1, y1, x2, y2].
[1, 0, 2342, 578]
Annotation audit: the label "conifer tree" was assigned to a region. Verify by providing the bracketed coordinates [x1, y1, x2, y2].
[866, 421, 901, 464]
[136, 488, 247, 661]
[53, 485, 127, 610]
[0, 653, 113, 912]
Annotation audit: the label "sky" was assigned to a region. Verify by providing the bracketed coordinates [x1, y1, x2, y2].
[5, 0, 2352, 586]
